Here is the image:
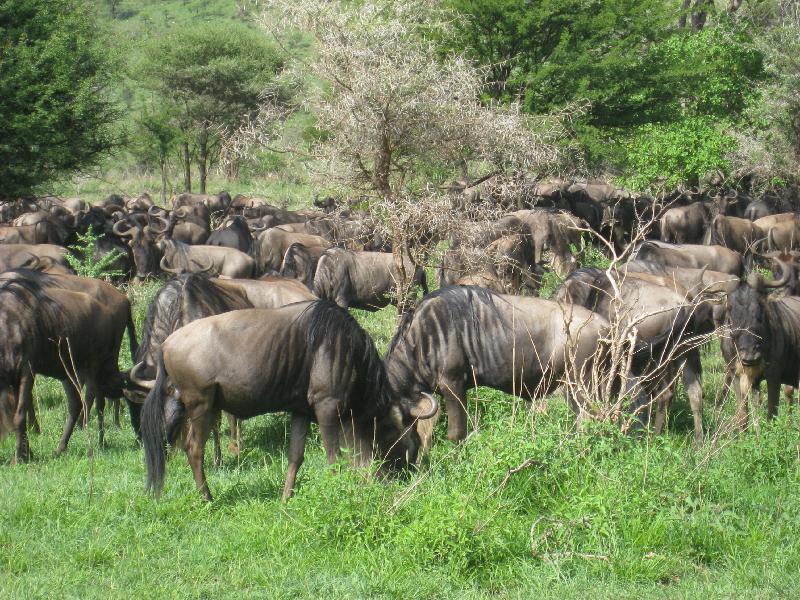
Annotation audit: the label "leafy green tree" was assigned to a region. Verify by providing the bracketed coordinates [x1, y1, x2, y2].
[446, 1, 766, 189]
[0, 0, 119, 199]
[135, 22, 288, 193]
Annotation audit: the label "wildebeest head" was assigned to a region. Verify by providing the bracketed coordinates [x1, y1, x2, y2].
[113, 215, 168, 280]
[725, 264, 790, 367]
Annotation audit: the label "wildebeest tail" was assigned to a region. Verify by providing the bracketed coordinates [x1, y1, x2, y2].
[126, 305, 139, 358]
[141, 352, 169, 496]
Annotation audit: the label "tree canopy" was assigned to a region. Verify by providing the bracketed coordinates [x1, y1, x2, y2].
[0, 0, 119, 198]
[134, 21, 288, 193]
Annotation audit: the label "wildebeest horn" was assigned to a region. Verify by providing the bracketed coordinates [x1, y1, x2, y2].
[694, 265, 707, 291]
[128, 361, 156, 392]
[174, 206, 188, 219]
[159, 254, 182, 274]
[190, 254, 215, 274]
[20, 253, 40, 270]
[726, 189, 738, 199]
[149, 215, 170, 234]
[148, 205, 168, 217]
[112, 219, 136, 237]
[411, 393, 439, 420]
[748, 258, 792, 289]
[249, 222, 269, 232]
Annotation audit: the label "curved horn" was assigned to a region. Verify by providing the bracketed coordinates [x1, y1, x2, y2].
[249, 221, 269, 232]
[112, 219, 136, 237]
[766, 258, 792, 288]
[149, 215, 170, 234]
[159, 254, 182, 274]
[190, 253, 215, 274]
[20, 253, 40, 270]
[148, 205, 168, 217]
[726, 189, 738, 199]
[410, 392, 439, 420]
[173, 206, 189, 219]
[694, 265, 708, 292]
[128, 361, 156, 392]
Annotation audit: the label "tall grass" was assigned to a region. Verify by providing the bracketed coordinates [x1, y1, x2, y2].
[2, 281, 800, 599]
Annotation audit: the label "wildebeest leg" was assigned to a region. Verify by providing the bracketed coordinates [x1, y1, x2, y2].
[184, 398, 215, 501]
[766, 373, 780, 421]
[211, 413, 222, 468]
[227, 413, 241, 455]
[21, 374, 39, 434]
[314, 400, 342, 465]
[653, 379, 676, 436]
[95, 391, 107, 448]
[111, 397, 121, 428]
[440, 379, 468, 442]
[736, 366, 759, 431]
[55, 382, 82, 456]
[10, 373, 30, 462]
[283, 413, 310, 501]
[683, 350, 704, 443]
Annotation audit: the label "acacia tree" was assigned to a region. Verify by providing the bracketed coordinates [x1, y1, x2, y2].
[258, 0, 579, 307]
[136, 22, 288, 193]
[0, 0, 119, 199]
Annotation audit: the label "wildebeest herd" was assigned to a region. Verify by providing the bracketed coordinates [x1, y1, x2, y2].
[1, 179, 800, 501]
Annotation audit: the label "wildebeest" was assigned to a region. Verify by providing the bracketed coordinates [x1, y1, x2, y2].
[554, 268, 707, 441]
[112, 213, 169, 280]
[661, 202, 712, 244]
[720, 265, 800, 430]
[139, 301, 437, 500]
[213, 276, 316, 308]
[764, 218, 800, 252]
[0, 273, 131, 462]
[635, 241, 742, 275]
[256, 228, 331, 276]
[707, 215, 764, 254]
[125, 274, 253, 457]
[0, 244, 73, 274]
[159, 239, 255, 279]
[172, 191, 232, 215]
[384, 286, 609, 449]
[279, 242, 325, 290]
[206, 216, 254, 254]
[314, 248, 428, 311]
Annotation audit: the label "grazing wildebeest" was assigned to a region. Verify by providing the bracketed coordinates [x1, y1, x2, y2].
[720, 265, 800, 430]
[754, 212, 797, 230]
[0, 275, 130, 462]
[159, 239, 255, 279]
[2, 269, 139, 432]
[207, 216, 254, 254]
[314, 248, 428, 311]
[125, 274, 254, 460]
[635, 241, 742, 275]
[384, 286, 609, 450]
[554, 268, 707, 441]
[139, 301, 437, 500]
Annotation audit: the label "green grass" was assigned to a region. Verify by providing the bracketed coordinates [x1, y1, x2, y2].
[2, 283, 800, 599]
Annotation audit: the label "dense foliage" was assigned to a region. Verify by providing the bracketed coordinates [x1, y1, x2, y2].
[445, 1, 770, 189]
[134, 21, 287, 192]
[0, 0, 118, 198]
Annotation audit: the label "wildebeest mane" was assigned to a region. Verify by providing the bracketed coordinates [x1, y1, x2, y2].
[135, 274, 253, 366]
[302, 299, 391, 414]
[386, 285, 505, 358]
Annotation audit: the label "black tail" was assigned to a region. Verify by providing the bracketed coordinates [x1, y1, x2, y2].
[126, 306, 139, 359]
[141, 353, 169, 496]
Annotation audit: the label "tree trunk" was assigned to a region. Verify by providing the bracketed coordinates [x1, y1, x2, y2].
[182, 141, 192, 193]
[198, 125, 208, 195]
[678, 0, 691, 28]
[159, 145, 168, 205]
[373, 129, 392, 199]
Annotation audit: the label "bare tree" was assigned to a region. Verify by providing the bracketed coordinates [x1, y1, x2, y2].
[254, 0, 583, 309]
